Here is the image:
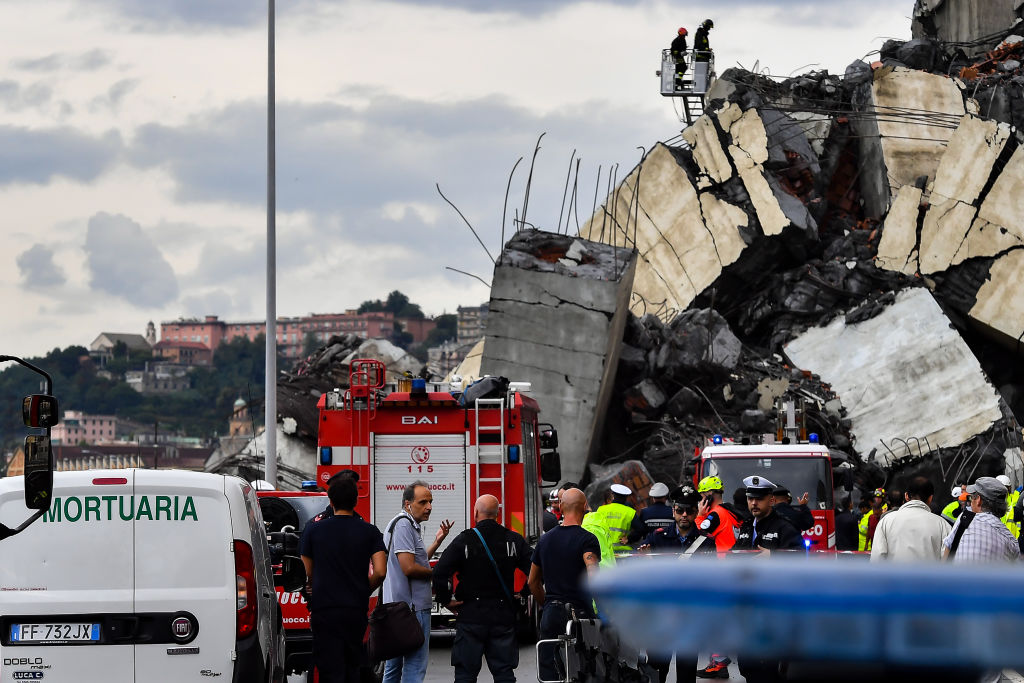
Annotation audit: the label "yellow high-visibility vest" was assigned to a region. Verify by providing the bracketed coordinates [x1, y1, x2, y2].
[1001, 490, 1020, 539]
[582, 511, 616, 567]
[858, 510, 874, 551]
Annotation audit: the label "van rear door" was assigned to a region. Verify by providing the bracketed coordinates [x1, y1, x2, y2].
[132, 470, 236, 680]
[0, 471, 136, 682]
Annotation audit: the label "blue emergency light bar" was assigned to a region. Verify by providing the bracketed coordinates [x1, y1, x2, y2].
[712, 434, 723, 444]
[589, 556, 1024, 668]
[301, 480, 318, 491]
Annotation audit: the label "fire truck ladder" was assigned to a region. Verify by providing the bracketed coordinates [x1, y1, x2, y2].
[474, 397, 506, 527]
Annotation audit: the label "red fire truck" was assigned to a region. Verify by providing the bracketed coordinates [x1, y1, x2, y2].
[693, 399, 837, 551]
[315, 359, 560, 628]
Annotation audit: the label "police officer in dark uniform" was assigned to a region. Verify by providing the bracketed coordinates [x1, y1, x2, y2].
[630, 482, 675, 543]
[734, 476, 803, 683]
[735, 476, 804, 552]
[433, 494, 532, 683]
[772, 485, 814, 532]
[636, 487, 709, 683]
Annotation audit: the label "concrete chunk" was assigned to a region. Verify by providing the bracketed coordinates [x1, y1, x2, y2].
[931, 115, 1011, 204]
[919, 198, 978, 274]
[855, 67, 965, 218]
[783, 288, 1003, 465]
[971, 144, 1024, 248]
[969, 249, 1024, 349]
[876, 184, 923, 275]
[682, 115, 733, 185]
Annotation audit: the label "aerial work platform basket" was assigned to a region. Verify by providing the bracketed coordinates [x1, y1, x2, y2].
[658, 48, 715, 125]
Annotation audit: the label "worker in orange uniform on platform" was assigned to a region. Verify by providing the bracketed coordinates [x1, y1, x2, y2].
[694, 476, 741, 552]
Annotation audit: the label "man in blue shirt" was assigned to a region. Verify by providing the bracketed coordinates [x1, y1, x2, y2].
[381, 481, 453, 683]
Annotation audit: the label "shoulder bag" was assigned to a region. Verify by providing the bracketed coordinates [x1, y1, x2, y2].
[946, 510, 975, 559]
[367, 515, 426, 663]
[472, 527, 515, 603]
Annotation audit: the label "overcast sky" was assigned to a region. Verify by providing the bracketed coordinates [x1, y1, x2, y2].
[0, 0, 913, 358]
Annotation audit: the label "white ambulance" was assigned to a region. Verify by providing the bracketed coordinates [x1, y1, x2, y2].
[0, 469, 287, 682]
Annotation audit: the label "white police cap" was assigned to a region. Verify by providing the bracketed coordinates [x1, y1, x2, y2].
[743, 475, 777, 498]
[610, 483, 632, 496]
[649, 482, 670, 498]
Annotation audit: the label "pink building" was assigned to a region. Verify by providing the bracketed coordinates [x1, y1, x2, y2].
[51, 410, 119, 445]
[160, 310, 401, 360]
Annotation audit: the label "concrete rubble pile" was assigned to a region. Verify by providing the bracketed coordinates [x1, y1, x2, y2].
[277, 335, 424, 443]
[210, 334, 423, 484]
[568, 0, 1024, 505]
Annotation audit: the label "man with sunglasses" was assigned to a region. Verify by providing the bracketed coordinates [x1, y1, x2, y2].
[637, 487, 710, 554]
[637, 487, 709, 683]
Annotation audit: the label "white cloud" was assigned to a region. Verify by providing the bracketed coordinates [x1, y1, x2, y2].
[0, 0, 916, 356]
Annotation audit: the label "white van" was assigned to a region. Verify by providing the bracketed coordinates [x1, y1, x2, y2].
[0, 469, 286, 682]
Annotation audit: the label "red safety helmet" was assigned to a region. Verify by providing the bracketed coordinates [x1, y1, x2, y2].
[678, 27, 688, 36]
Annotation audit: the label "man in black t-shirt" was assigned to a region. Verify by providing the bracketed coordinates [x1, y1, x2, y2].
[529, 488, 601, 682]
[301, 477, 387, 683]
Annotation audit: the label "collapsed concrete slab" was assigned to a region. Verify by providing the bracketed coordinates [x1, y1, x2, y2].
[912, 0, 1022, 56]
[578, 142, 748, 319]
[480, 230, 637, 485]
[783, 287, 1004, 465]
[969, 249, 1024, 346]
[579, 103, 820, 322]
[852, 67, 965, 218]
[920, 115, 1013, 274]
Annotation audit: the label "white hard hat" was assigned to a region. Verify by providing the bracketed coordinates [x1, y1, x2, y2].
[610, 483, 632, 496]
[649, 482, 670, 498]
[997, 474, 1011, 488]
[951, 486, 962, 498]
[549, 489, 560, 501]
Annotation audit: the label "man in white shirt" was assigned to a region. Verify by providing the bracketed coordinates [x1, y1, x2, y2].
[870, 476, 950, 562]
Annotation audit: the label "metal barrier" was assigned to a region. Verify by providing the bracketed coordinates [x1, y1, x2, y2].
[535, 611, 657, 683]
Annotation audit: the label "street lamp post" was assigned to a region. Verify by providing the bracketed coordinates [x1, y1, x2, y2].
[264, 0, 278, 488]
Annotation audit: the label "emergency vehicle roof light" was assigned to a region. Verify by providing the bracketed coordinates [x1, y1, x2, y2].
[509, 381, 532, 393]
[301, 480, 318, 491]
[508, 445, 520, 464]
[712, 434, 723, 445]
[808, 433, 819, 443]
[411, 378, 427, 394]
[320, 446, 332, 466]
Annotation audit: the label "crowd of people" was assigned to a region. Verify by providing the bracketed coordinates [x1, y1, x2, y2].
[296, 467, 1023, 683]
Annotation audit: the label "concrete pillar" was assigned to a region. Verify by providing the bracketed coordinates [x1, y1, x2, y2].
[480, 230, 637, 485]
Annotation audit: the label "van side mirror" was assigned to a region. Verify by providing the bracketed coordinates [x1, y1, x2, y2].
[539, 423, 558, 450]
[23, 394, 59, 429]
[0, 355, 58, 539]
[276, 556, 307, 593]
[540, 451, 561, 484]
[23, 435, 54, 510]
